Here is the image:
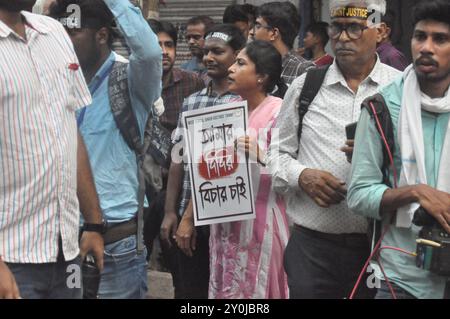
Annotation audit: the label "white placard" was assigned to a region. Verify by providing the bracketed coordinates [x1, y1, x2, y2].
[182, 101, 255, 226]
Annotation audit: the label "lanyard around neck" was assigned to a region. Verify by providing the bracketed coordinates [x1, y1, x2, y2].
[77, 62, 115, 127]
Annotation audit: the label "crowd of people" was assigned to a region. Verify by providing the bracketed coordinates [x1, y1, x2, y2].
[0, 0, 449, 300]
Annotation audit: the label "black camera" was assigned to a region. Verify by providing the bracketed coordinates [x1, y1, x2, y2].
[413, 207, 450, 276]
[82, 255, 101, 299]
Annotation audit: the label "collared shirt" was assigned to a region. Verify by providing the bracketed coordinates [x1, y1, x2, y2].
[160, 68, 205, 132]
[348, 77, 449, 298]
[377, 42, 408, 71]
[173, 83, 239, 216]
[78, 0, 161, 223]
[281, 50, 315, 86]
[268, 57, 400, 234]
[0, 12, 91, 263]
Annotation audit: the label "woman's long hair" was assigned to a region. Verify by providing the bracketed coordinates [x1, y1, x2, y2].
[245, 40, 287, 98]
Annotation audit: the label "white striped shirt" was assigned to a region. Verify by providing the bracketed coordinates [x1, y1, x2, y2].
[0, 12, 91, 263]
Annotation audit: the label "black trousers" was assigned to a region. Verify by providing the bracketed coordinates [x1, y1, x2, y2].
[284, 225, 376, 299]
[163, 225, 210, 299]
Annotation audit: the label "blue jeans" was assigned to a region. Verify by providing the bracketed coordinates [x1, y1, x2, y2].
[375, 281, 416, 299]
[6, 254, 82, 299]
[98, 235, 148, 299]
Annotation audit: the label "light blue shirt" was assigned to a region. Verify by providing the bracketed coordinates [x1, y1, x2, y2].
[348, 76, 450, 298]
[180, 57, 205, 74]
[78, 0, 162, 222]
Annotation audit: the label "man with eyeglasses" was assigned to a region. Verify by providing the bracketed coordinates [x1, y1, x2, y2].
[268, 0, 400, 299]
[180, 16, 215, 84]
[254, 2, 314, 90]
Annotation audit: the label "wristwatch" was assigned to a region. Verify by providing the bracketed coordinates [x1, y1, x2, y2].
[83, 220, 107, 234]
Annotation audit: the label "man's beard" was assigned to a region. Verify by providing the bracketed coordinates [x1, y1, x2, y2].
[0, 0, 36, 12]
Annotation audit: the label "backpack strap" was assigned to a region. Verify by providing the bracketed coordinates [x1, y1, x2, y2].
[109, 61, 143, 154]
[108, 61, 145, 254]
[298, 65, 330, 139]
[360, 93, 395, 250]
[361, 93, 395, 188]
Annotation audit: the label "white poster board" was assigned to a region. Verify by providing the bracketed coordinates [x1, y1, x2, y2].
[182, 101, 255, 226]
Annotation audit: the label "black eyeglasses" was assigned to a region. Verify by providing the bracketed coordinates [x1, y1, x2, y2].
[328, 23, 369, 40]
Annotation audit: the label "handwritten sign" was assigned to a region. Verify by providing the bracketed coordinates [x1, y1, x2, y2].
[182, 101, 255, 226]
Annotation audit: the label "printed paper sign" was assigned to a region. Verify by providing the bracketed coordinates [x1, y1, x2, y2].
[182, 101, 255, 226]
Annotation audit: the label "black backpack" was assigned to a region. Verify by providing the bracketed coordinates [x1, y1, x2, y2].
[360, 93, 395, 244]
[108, 61, 168, 254]
[360, 94, 395, 187]
[297, 65, 330, 139]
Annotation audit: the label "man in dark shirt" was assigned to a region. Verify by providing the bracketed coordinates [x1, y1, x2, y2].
[254, 1, 314, 89]
[180, 15, 215, 84]
[148, 19, 205, 132]
[146, 19, 204, 294]
[377, 10, 409, 71]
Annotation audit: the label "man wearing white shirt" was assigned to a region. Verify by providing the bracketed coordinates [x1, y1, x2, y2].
[0, 0, 103, 299]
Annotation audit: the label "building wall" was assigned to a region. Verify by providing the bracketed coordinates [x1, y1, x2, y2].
[237, 0, 299, 7]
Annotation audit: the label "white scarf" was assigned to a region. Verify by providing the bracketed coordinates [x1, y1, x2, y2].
[396, 65, 450, 227]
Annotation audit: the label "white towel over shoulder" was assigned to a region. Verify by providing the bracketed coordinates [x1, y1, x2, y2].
[396, 65, 450, 227]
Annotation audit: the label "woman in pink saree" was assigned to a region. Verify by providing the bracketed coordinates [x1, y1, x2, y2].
[208, 40, 290, 299]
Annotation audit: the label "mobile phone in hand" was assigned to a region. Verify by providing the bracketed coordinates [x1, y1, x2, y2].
[345, 122, 358, 140]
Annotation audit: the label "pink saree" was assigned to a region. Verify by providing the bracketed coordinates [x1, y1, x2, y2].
[208, 96, 290, 299]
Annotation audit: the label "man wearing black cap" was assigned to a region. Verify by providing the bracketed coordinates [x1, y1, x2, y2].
[49, 0, 162, 299]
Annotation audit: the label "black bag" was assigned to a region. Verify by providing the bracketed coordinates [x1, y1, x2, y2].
[108, 61, 164, 253]
[360, 94, 395, 246]
[144, 116, 173, 170]
[297, 65, 330, 139]
[361, 94, 395, 187]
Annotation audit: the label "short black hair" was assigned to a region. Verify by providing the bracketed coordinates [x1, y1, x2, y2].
[257, 2, 300, 49]
[241, 3, 257, 25]
[147, 19, 178, 47]
[245, 40, 284, 95]
[49, 0, 115, 46]
[186, 15, 216, 33]
[223, 5, 249, 24]
[205, 24, 246, 52]
[306, 22, 330, 47]
[380, 10, 396, 39]
[412, 0, 450, 29]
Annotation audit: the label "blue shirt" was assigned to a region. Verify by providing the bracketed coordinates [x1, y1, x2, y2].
[348, 76, 450, 298]
[78, 0, 162, 223]
[180, 57, 205, 74]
